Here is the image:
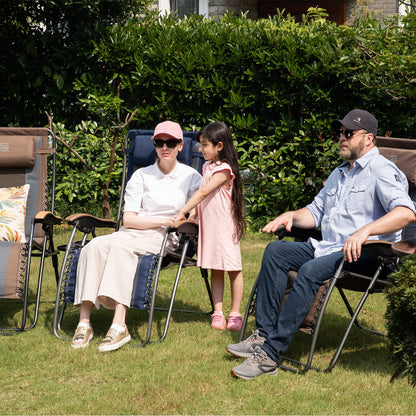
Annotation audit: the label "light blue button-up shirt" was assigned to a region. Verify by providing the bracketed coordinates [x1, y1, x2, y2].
[306, 147, 416, 258]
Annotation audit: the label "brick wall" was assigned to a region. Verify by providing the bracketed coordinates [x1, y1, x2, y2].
[346, 0, 398, 21]
[209, 0, 258, 19]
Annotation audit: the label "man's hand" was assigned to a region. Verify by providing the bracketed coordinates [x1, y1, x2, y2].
[262, 212, 294, 234]
[342, 228, 370, 262]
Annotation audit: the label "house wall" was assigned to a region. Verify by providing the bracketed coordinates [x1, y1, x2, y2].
[209, 0, 398, 21]
[209, 0, 257, 19]
[346, 0, 398, 21]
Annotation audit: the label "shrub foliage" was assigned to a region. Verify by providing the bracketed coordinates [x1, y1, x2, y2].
[386, 256, 416, 387]
[45, 10, 416, 225]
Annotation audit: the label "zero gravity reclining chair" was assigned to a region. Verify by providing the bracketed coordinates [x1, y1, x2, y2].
[53, 129, 213, 346]
[0, 127, 61, 334]
[239, 135, 416, 373]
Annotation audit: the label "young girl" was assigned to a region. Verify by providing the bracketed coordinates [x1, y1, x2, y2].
[175, 121, 246, 331]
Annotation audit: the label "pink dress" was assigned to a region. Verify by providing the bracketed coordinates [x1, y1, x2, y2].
[197, 161, 242, 271]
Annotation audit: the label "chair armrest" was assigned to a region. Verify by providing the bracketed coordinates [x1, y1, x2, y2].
[171, 219, 199, 236]
[361, 240, 395, 257]
[275, 225, 322, 241]
[65, 213, 116, 229]
[35, 210, 63, 225]
[391, 239, 416, 256]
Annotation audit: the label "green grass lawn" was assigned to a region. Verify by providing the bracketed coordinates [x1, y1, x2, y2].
[0, 228, 415, 415]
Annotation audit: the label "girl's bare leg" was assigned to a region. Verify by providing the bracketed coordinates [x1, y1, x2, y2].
[211, 269, 225, 312]
[228, 270, 244, 314]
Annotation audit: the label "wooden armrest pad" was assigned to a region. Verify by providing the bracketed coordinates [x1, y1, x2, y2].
[35, 211, 63, 225]
[391, 239, 416, 257]
[65, 213, 116, 228]
[171, 219, 199, 235]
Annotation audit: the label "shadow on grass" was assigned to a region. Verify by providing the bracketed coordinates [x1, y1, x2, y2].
[0, 287, 40, 333]
[43, 291, 212, 343]
[234, 310, 392, 376]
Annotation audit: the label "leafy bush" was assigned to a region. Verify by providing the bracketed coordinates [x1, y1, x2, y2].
[53, 9, 416, 223]
[385, 256, 416, 387]
[53, 121, 124, 218]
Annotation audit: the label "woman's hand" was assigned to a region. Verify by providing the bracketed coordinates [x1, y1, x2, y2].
[166, 215, 179, 227]
[124, 211, 178, 229]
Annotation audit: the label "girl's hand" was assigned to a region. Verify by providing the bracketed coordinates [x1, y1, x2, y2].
[174, 213, 187, 223]
[188, 213, 198, 222]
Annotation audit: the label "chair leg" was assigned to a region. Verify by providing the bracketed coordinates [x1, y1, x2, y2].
[136, 234, 214, 347]
[238, 274, 260, 342]
[158, 239, 191, 343]
[200, 268, 214, 314]
[138, 231, 170, 347]
[53, 225, 79, 340]
[324, 263, 385, 372]
[26, 230, 49, 331]
[337, 287, 386, 337]
[284, 261, 386, 373]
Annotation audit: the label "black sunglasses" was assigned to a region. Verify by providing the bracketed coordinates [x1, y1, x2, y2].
[334, 129, 357, 140]
[153, 138, 182, 148]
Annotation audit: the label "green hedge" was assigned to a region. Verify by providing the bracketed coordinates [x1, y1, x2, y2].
[53, 9, 416, 226]
[386, 256, 416, 387]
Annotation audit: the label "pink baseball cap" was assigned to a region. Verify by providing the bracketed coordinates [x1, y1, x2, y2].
[152, 121, 183, 141]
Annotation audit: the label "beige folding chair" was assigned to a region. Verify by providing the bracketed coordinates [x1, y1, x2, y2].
[0, 127, 62, 334]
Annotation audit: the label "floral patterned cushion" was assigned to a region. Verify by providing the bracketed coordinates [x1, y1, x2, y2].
[0, 184, 30, 242]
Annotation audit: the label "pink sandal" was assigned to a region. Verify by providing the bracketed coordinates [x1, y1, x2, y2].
[211, 311, 226, 330]
[227, 313, 243, 331]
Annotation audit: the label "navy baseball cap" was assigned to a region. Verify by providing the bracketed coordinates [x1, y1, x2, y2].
[332, 109, 378, 138]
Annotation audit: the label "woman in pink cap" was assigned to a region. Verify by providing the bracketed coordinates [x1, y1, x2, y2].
[71, 121, 201, 352]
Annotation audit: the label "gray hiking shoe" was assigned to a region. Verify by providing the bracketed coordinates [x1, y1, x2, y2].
[226, 329, 266, 358]
[231, 346, 279, 381]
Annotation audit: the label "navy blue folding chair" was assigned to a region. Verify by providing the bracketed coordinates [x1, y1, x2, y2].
[53, 129, 213, 346]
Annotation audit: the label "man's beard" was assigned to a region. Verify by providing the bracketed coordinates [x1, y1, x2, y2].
[339, 137, 365, 161]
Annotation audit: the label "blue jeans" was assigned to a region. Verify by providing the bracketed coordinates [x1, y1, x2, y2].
[256, 240, 378, 362]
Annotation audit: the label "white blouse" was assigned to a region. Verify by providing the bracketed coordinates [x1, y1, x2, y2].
[123, 161, 201, 217]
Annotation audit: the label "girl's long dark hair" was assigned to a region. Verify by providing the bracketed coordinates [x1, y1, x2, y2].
[198, 121, 246, 240]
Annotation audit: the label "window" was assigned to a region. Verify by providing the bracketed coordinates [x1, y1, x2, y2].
[158, 0, 208, 17]
[398, 0, 416, 16]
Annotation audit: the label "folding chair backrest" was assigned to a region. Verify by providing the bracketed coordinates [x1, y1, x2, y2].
[116, 129, 203, 229]
[377, 136, 416, 190]
[0, 128, 55, 240]
[0, 127, 58, 333]
[124, 129, 203, 182]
